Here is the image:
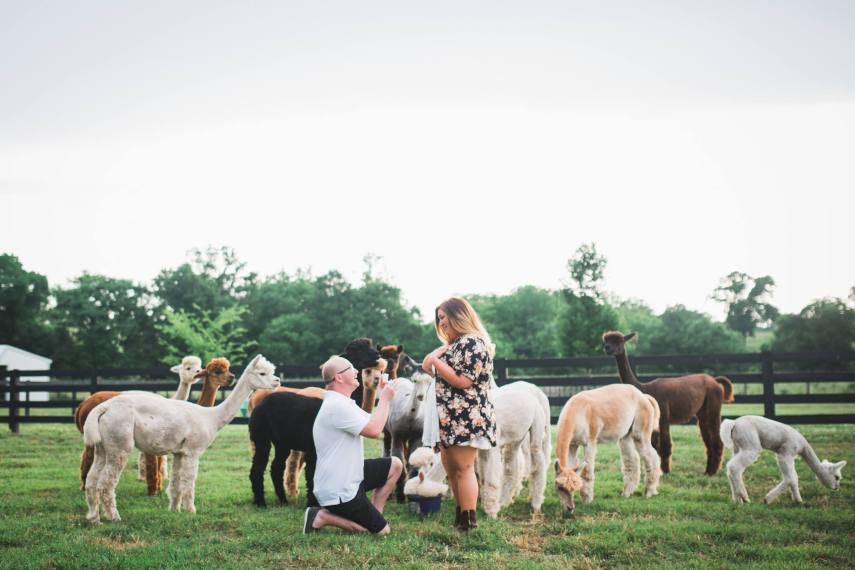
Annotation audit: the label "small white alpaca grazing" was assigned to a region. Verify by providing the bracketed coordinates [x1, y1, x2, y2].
[721, 416, 846, 504]
[403, 447, 449, 497]
[554, 384, 661, 514]
[476, 381, 552, 518]
[83, 355, 279, 524]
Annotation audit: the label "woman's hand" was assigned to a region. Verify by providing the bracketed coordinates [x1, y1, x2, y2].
[422, 345, 449, 372]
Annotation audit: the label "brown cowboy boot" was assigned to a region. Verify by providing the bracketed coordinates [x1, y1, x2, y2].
[457, 510, 477, 532]
[454, 506, 462, 530]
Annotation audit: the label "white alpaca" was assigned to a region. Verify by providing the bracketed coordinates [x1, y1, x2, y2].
[403, 447, 449, 497]
[553, 384, 661, 514]
[721, 416, 846, 504]
[83, 355, 279, 524]
[475, 381, 552, 518]
[137, 356, 204, 482]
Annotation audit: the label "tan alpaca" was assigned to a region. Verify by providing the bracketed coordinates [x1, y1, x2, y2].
[553, 384, 661, 514]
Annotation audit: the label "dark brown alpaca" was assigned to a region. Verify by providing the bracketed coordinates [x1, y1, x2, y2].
[379, 344, 405, 462]
[602, 331, 735, 475]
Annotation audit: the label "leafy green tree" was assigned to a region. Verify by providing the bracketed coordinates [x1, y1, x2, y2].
[712, 272, 779, 339]
[615, 299, 664, 354]
[556, 243, 620, 356]
[470, 286, 561, 358]
[0, 254, 51, 354]
[772, 298, 855, 354]
[645, 305, 743, 354]
[156, 304, 255, 365]
[49, 274, 161, 369]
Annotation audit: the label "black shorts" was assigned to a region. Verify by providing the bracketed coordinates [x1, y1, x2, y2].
[323, 458, 392, 534]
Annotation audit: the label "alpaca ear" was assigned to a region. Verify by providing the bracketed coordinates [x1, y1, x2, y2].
[419, 472, 425, 482]
[249, 354, 262, 368]
[170, 365, 181, 374]
[397, 344, 404, 354]
[624, 332, 637, 342]
[835, 460, 847, 470]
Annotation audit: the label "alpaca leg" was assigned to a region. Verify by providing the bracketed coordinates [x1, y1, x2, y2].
[137, 450, 146, 481]
[580, 443, 597, 504]
[169, 454, 184, 511]
[98, 448, 129, 522]
[159, 455, 168, 488]
[698, 401, 724, 476]
[766, 454, 801, 504]
[144, 454, 159, 496]
[726, 449, 760, 504]
[618, 436, 640, 497]
[478, 448, 502, 518]
[284, 451, 304, 498]
[390, 439, 407, 503]
[80, 445, 95, 491]
[270, 447, 288, 505]
[85, 444, 107, 523]
[658, 422, 673, 474]
[634, 434, 661, 497]
[180, 455, 200, 514]
[528, 433, 548, 514]
[499, 443, 521, 508]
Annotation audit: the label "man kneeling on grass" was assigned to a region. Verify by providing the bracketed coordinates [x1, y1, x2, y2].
[304, 355, 402, 535]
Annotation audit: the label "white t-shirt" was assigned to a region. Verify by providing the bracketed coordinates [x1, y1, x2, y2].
[312, 391, 371, 506]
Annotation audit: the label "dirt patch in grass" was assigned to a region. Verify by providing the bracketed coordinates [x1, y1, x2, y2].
[510, 532, 546, 553]
[90, 535, 147, 551]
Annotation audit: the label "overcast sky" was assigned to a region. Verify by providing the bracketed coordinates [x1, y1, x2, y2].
[2, 1, 853, 322]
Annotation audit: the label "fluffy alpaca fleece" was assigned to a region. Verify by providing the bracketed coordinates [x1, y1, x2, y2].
[82, 355, 278, 524]
[76, 355, 204, 493]
[403, 448, 449, 497]
[137, 357, 234, 492]
[475, 381, 552, 518]
[721, 416, 846, 504]
[553, 384, 661, 514]
[386, 370, 433, 502]
[602, 331, 735, 475]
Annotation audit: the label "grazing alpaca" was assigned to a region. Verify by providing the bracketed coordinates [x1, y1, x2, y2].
[138, 357, 234, 492]
[75, 355, 204, 493]
[602, 331, 735, 475]
[553, 384, 661, 514]
[721, 416, 846, 504]
[82, 355, 279, 524]
[476, 381, 552, 518]
[386, 370, 433, 502]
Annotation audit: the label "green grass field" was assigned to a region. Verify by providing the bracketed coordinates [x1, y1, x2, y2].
[1, 423, 853, 569]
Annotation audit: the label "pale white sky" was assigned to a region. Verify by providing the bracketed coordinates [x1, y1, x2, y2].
[2, 1, 853, 322]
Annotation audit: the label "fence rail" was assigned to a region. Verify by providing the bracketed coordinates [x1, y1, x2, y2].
[2, 351, 854, 432]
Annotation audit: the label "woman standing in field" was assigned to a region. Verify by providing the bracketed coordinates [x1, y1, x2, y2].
[422, 297, 496, 532]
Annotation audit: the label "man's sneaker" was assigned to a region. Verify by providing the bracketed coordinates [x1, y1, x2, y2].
[303, 507, 321, 534]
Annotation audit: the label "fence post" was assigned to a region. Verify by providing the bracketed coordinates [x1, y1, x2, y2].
[761, 350, 775, 421]
[9, 369, 20, 433]
[495, 360, 508, 387]
[0, 366, 6, 430]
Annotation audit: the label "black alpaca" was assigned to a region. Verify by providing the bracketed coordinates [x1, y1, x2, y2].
[249, 391, 322, 507]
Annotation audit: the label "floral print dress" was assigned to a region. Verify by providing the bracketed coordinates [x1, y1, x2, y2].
[435, 335, 496, 448]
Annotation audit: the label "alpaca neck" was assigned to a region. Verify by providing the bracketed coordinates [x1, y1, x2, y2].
[361, 387, 377, 413]
[389, 365, 399, 380]
[555, 413, 573, 469]
[614, 351, 643, 389]
[173, 380, 194, 401]
[197, 380, 220, 407]
[210, 376, 254, 432]
[798, 439, 825, 477]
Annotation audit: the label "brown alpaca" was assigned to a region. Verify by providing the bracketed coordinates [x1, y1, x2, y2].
[602, 331, 735, 475]
[139, 358, 235, 493]
[379, 344, 404, 459]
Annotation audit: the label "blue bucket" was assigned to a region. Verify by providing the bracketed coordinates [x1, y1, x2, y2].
[406, 495, 442, 515]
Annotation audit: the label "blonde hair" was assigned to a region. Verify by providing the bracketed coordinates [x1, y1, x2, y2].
[435, 297, 496, 357]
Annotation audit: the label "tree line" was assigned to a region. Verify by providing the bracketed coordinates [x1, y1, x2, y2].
[1, 245, 853, 370]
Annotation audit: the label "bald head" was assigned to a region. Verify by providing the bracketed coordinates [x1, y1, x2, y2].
[321, 355, 352, 385]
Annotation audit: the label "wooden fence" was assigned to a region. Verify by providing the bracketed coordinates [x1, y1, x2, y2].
[2, 351, 854, 432]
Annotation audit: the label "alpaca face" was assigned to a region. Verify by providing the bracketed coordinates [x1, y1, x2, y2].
[195, 358, 236, 387]
[554, 460, 585, 513]
[361, 365, 384, 391]
[342, 337, 383, 371]
[245, 355, 279, 390]
[171, 356, 203, 384]
[379, 345, 403, 376]
[409, 371, 432, 412]
[818, 460, 846, 490]
[602, 331, 635, 356]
